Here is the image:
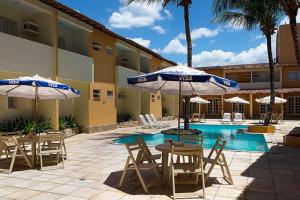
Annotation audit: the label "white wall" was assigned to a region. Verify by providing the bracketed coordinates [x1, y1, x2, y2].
[58, 49, 93, 82]
[0, 32, 53, 76]
[116, 66, 138, 87]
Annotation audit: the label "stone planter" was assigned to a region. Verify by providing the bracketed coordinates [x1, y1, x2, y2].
[61, 127, 79, 138]
[117, 121, 139, 128]
[247, 125, 275, 133]
[283, 134, 300, 148]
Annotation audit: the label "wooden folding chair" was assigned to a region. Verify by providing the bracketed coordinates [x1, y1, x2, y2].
[46, 131, 67, 160]
[136, 137, 161, 164]
[169, 146, 205, 200]
[119, 142, 160, 193]
[203, 137, 233, 185]
[0, 137, 32, 174]
[179, 134, 204, 163]
[36, 134, 64, 170]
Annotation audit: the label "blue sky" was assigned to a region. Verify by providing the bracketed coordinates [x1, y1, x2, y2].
[58, 0, 289, 67]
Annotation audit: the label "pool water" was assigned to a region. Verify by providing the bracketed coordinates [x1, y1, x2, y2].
[114, 124, 269, 152]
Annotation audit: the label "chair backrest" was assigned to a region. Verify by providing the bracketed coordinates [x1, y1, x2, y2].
[150, 114, 158, 123]
[170, 146, 202, 167]
[136, 137, 153, 163]
[38, 133, 63, 144]
[181, 134, 204, 147]
[139, 115, 149, 125]
[201, 113, 205, 118]
[125, 142, 144, 164]
[234, 113, 242, 120]
[223, 113, 231, 121]
[206, 137, 227, 161]
[145, 114, 155, 124]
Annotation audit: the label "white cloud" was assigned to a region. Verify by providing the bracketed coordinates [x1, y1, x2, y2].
[128, 37, 151, 48]
[177, 27, 220, 40]
[108, 0, 171, 29]
[164, 9, 172, 19]
[224, 24, 244, 32]
[162, 39, 186, 54]
[152, 25, 166, 34]
[192, 39, 277, 67]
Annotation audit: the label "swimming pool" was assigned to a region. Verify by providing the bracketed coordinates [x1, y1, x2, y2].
[114, 124, 269, 152]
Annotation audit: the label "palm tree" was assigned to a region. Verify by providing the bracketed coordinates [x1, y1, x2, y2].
[213, 0, 282, 125]
[278, 0, 300, 68]
[128, 0, 193, 130]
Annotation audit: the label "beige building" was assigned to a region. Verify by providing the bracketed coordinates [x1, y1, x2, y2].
[195, 24, 300, 120]
[0, 0, 176, 132]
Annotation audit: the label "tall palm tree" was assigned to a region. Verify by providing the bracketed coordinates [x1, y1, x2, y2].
[213, 0, 282, 125]
[279, 0, 300, 68]
[128, 0, 193, 130]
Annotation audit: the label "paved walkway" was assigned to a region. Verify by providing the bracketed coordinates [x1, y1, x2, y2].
[0, 120, 300, 200]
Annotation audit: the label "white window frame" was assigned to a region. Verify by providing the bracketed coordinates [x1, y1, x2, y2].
[207, 98, 220, 115]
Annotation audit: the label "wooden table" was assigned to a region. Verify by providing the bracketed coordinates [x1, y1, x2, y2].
[155, 143, 203, 183]
[16, 136, 38, 167]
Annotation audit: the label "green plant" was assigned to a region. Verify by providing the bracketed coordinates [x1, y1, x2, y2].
[162, 107, 170, 117]
[61, 115, 78, 129]
[20, 120, 35, 134]
[0, 118, 21, 132]
[59, 117, 67, 130]
[117, 113, 133, 123]
[34, 116, 51, 133]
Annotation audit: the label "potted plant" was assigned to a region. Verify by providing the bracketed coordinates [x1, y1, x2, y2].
[59, 115, 79, 138]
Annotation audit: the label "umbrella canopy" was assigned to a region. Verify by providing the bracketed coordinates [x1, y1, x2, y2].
[255, 96, 287, 104]
[127, 66, 239, 95]
[225, 96, 249, 104]
[190, 97, 210, 104]
[0, 75, 80, 99]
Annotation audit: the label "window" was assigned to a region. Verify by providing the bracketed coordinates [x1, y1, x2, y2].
[118, 92, 126, 99]
[233, 103, 244, 113]
[58, 36, 66, 50]
[208, 99, 220, 115]
[107, 90, 113, 99]
[0, 16, 17, 35]
[151, 95, 155, 102]
[288, 97, 300, 114]
[157, 95, 160, 100]
[7, 97, 15, 109]
[93, 90, 100, 101]
[260, 104, 269, 114]
[252, 71, 280, 82]
[106, 47, 113, 56]
[92, 42, 102, 51]
[190, 102, 199, 113]
[288, 71, 300, 81]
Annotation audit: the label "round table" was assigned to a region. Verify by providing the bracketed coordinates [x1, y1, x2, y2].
[155, 143, 203, 183]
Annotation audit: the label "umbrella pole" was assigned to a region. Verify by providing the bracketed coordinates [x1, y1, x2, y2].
[34, 86, 38, 132]
[177, 82, 182, 142]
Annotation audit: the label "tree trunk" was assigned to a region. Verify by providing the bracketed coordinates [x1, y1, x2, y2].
[264, 34, 275, 126]
[289, 14, 300, 69]
[183, 4, 192, 130]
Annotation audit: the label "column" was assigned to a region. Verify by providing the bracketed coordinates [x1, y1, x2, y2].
[221, 95, 224, 116]
[280, 93, 284, 115]
[249, 94, 253, 118]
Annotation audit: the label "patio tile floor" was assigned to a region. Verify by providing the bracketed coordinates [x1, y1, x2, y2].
[0, 119, 299, 199]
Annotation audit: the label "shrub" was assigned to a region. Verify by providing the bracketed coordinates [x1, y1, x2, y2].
[162, 107, 170, 117]
[117, 113, 133, 123]
[34, 116, 51, 133]
[59, 115, 78, 129]
[0, 117, 22, 132]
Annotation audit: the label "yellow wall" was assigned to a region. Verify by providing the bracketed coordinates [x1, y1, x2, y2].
[278, 24, 300, 64]
[141, 92, 150, 115]
[162, 95, 177, 116]
[59, 78, 90, 126]
[88, 82, 116, 126]
[116, 87, 140, 120]
[149, 93, 162, 118]
[89, 29, 116, 84]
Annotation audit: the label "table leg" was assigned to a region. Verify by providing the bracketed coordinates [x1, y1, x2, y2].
[32, 142, 36, 167]
[161, 152, 169, 183]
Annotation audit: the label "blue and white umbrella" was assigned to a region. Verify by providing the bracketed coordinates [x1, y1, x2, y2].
[127, 66, 239, 95]
[0, 75, 80, 124]
[127, 66, 239, 138]
[0, 74, 80, 99]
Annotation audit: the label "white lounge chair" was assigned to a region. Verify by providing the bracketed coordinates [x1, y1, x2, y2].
[220, 113, 231, 124]
[139, 115, 152, 129]
[145, 114, 161, 128]
[199, 113, 206, 123]
[233, 113, 243, 124]
[150, 114, 169, 128]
